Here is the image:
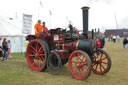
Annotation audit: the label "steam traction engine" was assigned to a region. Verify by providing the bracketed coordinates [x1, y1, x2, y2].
[26, 7, 111, 80]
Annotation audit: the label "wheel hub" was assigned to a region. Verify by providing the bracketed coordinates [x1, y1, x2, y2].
[95, 58, 101, 64]
[35, 53, 39, 57]
[98, 59, 102, 63]
[79, 64, 83, 68]
[78, 63, 84, 68]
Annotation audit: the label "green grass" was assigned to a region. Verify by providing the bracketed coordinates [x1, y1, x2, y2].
[11, 53, 24, 57]
[0, 39, 128, 85]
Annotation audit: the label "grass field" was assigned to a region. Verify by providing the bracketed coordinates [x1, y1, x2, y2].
[0, 39, 128, 85]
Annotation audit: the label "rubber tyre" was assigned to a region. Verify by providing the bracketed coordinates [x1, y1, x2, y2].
[47, 51, 62, 75]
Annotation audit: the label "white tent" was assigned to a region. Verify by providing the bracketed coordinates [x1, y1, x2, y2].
[0, 16, 26, 53]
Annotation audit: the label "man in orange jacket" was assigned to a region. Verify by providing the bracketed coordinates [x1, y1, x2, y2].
[34, 20, 43, 36]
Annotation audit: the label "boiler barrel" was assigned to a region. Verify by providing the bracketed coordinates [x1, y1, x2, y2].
[78, 39, 95, 54]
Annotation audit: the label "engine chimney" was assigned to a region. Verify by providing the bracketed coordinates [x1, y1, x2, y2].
[81, 6, 90, 38]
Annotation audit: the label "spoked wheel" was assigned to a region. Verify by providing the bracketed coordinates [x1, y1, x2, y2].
[47, 51, 62, 75]
[26, 39, 48, 71]
[69, 50, 91, 80]
[91, 49, 111, 75]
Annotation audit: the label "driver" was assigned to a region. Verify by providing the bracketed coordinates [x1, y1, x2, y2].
[34, 20, 43, 36]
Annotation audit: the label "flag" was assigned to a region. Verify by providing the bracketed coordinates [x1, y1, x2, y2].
[66, 17, 72, 25]
[40, 0, 43, 7]
[22, 14, 32, 34]
[49, 10, 52, 15]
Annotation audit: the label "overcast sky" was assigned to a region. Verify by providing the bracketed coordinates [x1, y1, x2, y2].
[0, 0, 128, 32]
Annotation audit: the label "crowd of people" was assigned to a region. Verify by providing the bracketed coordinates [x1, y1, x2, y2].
[0, 37, 12, 61]
[107, 34, 121, 43]
[107, 34, 128, 48]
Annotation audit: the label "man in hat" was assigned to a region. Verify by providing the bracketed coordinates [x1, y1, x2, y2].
[34, 20, 43, 36]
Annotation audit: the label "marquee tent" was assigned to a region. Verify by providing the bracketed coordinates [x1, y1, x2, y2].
[0, 15, 27, 53]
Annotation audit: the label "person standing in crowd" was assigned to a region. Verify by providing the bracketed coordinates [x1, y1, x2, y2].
[113, 35, 116, 43]
[100, 36, 105, 48]
[116, 35, 120, 43]
[0, 36, 2, 47]
[2, 38, 8, 60]
[107, 36, 110, 42]
[0, 37, 2, 57]
[110, 34, 113, 42]
[96, 38, 102, 48]
[42, 22, 48, 32]
[7, 40, 12, 59]
[34, 20, 43, 36]
[123, 38, 127, 49]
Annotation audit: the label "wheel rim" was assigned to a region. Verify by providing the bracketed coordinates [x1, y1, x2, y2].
[26, 40, 47, 71]
[92, 50, 109, 74]
[69, 51, 90, 80]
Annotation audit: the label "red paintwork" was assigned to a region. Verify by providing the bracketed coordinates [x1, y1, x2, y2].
[52, 34, 65, 43]
[55, 40, 78, 50]
[56, 50, 70, 60]
[37, 31, 51, 43]
[26, 30, 78, 60]
[63, 40, 78, 50]
[26, 35, 37, 41]
[51, 28, 65, 43]
[37, 29, 65, 44]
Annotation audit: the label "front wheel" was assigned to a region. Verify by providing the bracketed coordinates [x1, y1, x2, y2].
[69, 50, 91, 80]
[91, 49, 111, 75]
[26, 39, 48, 71]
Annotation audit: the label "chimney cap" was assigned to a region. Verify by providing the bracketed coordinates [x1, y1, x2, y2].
[81, 6, 90, 10]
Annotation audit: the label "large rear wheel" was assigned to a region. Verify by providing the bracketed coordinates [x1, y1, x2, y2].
[91, 49, 111, 75]
[69, 50, 91, 80]
[26, 39, 48, 71]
